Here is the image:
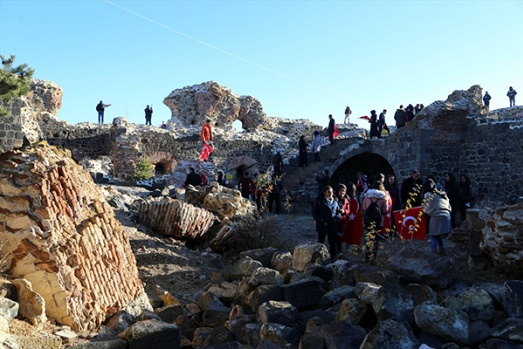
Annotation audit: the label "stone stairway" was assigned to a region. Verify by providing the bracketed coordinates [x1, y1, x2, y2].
[281, 137, 363, 213]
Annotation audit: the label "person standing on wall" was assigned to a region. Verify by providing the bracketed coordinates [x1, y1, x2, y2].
[394, 105, 406, 129]
[144, 105, 153, 125]
[298, 135, 308, 167]
[96, 100, 111, 124]
[311, 130, 321, 162]
[507, 86, 517, 107]
[483, 92, 491, 107]
[327, 114, 336, 145]
[378, 109, 390, 136]
[344, 106, 352, 124]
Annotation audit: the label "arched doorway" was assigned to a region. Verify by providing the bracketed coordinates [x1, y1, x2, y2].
[155, 162, 166, 176]
[331, 152, 395, 187]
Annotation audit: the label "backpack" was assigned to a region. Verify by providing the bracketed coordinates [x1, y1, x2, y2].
[364, 198, 382, 226]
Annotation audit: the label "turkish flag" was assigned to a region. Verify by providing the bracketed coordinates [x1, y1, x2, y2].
[333, 124, 339, 138]
[199, 143, 214, 161]
[393, 206, 426, 241]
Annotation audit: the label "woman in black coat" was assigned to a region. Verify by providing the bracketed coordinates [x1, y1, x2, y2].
[459, 174, 474, 221]
[298, 135, 308, 167]
[312, 185, 340, 261]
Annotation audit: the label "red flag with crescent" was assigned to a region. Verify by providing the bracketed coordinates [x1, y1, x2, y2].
[393, 206, 426, 241]
[199, 143, 213, 161]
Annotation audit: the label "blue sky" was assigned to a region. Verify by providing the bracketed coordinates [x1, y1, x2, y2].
[1, 0, 522, 130]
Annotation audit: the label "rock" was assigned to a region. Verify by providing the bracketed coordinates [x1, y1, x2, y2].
[257, 301, 297, 326]
[503, 280, 523, 318]
[247, 285, 285, 312]
[322, 319, 367, 349]
[104, 311, 135, 334]
[489, 318, 523, 343]
[259, 322, 301, 348]
[202, 324, 235, 346]
[0, 297, 19, 321]
[283, 277, 326, 310]
[201, 303, 231, 327]
[468, 320, 491, 345]
[479, 338, 523, 349]
[446, 288, 495, 321]
[248, 267, 284, 287]
[64, 336, 128, 348]
[319, 285, 356, 309]
[404, 283, 438, 306]
[352, 264, 398, 286]
[354, 282, 381, 305]
[155, 304, 187, 323]
[173, 315, 196, 341]
[333, 298, 367, 325]
[326, 260, 355, 289]
[372, 283, 414, 323]
[269, 251, 293, 275]
[206, 281, 237, 304]
[11, 279, 46, 328]
[118, 319, 180, 349]
[292, 243, 331, 272]
[239, 247, 278, 267]
[385, 245, 454, 289]
[360, 318, 419, 349]
[414, 303, 469, 344]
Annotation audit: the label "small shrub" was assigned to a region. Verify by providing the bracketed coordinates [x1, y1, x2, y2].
[131, 156, 154, 181]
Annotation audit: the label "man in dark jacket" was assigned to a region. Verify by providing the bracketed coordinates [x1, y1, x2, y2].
[144, 105, 153, 125]
[394, 105, 406, 129]
[184, 167, 202, 188]
[327, 114, 336, 145]
[400, 170, 423, 208]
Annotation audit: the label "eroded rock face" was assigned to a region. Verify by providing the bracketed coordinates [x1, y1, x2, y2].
[163, 81, 269, 130]
[0, 143, 145, 333]
[480, 204, 523, 275]
[3, 78, 64, 144]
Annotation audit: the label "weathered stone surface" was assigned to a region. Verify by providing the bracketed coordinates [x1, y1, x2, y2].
[489, 318, 523, 343]
[259, 322, 301, 348]
[247, 285, 285, 312]
[354, 282, 381, 305]
[133, 197, 216, 239]
[468, 320, 491, 345]
[352, 264, 398, 286]
[322, 319, 366, 349]
[239, 247, 279, 268]
[292, 243, 331, 272]
[333, 298, 367, 324]
[248, 267, 283, 287]
[257, 300, 297, 326]
[11, 279, 46, 327]
[319, 285, 356, 309]
[414, 303, 469, 344]
[0, 144, 145, 333]
[503, 280, 523, 318]
[360, 318, 419, 349]
[118, 319, 180, 349]
[163, 81, 269, 131]
[0, 297, 19, 321]
[372, 283, 414, 323]
[446, 288, 495, 321]
[385, 245, 454, 289]
[270, 251, 293, 275]
[283, 277, 325, 310]
[480, 204, 523, 275]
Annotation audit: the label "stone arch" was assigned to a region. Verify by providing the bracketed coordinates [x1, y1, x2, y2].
[330, 152, 396, 187]
[228, 155, 260, 181]
[147, 151, 176, 176]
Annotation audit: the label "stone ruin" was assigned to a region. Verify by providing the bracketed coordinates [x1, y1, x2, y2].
[0, 143, 148, 334]
[0, 77, 523, 346]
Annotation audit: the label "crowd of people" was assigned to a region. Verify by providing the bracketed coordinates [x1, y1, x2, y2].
[311, 169, 476, 262]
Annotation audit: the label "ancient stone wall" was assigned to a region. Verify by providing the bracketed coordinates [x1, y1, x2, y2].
[0, 115, 24, 153]
[0, 143, 146, 333]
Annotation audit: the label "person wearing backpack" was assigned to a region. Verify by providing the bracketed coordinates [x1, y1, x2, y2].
[362, 181, 389, 260]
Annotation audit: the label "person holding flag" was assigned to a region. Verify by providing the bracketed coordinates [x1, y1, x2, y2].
[422, 179, 452, 255]
[341, 182, 363, 249]
[200, 119, 214, 162]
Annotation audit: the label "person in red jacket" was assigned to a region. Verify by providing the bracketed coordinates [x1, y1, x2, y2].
[200, 119, 213, 144]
